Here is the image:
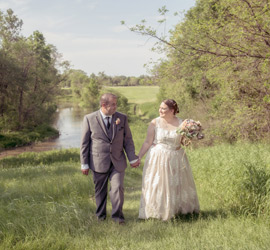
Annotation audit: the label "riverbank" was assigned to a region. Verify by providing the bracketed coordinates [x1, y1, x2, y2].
[0, 136, 61, 160]
[0, 86, 159, 158]
[0, 124, 59, 151]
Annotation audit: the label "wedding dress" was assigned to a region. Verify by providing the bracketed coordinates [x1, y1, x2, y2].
[139, 117, 200, 221]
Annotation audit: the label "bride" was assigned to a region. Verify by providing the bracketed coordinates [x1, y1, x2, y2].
[137, 99, 200, 221]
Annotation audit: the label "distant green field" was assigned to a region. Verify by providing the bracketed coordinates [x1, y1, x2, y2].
[107, 86, 159, 104]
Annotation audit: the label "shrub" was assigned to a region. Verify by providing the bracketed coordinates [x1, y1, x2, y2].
[237, 163, 270, 217]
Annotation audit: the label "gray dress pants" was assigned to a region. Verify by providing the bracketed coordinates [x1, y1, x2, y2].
[92, 163, 125, 222]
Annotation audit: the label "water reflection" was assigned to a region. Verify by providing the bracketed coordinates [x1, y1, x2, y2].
[53, 105, 86, 148]
[0, 104, 91, 159]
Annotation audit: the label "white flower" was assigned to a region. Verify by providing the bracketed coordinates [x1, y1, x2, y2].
[115, 118, 120, 125]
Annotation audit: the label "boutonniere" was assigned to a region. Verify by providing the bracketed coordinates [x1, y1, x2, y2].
[115, 118, 121, 125]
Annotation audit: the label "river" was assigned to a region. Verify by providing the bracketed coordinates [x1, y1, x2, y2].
[0, 104, 90, 159]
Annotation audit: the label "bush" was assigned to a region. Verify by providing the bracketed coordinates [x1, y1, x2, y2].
[0, 125, 59, 150]
[237, 163, 270, 216]
[0, 133, 24, 149]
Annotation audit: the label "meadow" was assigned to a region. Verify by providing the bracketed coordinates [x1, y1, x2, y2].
[1, 86, 270, 249]
[1, 142, 270, 249]
[107, 86, 159, 104]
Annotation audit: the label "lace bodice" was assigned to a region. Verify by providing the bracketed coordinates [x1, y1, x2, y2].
[153, 117, 182, 150]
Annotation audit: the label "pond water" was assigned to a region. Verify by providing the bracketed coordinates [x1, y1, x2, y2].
[0, 104, 91, 159]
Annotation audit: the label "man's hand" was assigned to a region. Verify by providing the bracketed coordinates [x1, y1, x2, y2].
[81, 169, 89, 175]
[131, 159, 141, 168]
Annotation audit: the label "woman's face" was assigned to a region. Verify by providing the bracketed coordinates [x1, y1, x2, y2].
[159, 102, 174, 118]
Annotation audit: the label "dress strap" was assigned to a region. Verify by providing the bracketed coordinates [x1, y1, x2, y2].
[155, 117, 160, 128]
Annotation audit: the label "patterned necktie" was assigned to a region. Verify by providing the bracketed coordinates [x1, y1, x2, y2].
[106, 117, 110, 129]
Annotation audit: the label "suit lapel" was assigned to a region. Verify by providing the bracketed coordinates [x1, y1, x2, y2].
[111, 113, 118, 141]
[96, 111, 109, 139]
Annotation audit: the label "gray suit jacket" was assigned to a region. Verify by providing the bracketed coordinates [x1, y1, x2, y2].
[80, 111, 137, 173]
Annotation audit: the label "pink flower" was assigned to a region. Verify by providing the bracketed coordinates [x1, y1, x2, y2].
[115, 118, 120, 125]
[177, 119, 204, 146]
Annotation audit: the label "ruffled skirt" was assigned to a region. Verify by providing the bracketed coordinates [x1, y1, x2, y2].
[139, 144, 200, 221]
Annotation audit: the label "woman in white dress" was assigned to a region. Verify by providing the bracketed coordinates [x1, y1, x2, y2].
[138, 99, 200, 221]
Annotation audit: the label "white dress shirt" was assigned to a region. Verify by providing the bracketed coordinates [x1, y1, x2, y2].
[99, 109, 112, 127]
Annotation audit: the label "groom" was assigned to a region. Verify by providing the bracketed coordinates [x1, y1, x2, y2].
[80, 93, 140, 224]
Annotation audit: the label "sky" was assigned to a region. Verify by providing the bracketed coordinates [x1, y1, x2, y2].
[0, 0, 196, 76]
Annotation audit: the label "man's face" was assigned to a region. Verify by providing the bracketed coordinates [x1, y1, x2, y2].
[102, 97, 117, 115]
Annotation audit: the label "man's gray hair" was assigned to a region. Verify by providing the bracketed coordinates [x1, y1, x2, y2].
[100, 93, 117, 106]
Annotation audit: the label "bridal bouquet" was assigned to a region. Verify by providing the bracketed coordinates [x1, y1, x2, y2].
[177, 119, 204, 146]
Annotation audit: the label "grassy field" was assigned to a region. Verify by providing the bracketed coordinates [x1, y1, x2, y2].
[107, 86, 159, 104]
[1, 141, 270, 249]
[107, 86, 160, 120]
[1, 86, 270, 249]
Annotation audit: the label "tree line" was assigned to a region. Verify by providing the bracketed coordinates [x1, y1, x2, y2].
[126, 0, 270, 143]
[60, 70, 156, 111]
[61, 70, 155, 89]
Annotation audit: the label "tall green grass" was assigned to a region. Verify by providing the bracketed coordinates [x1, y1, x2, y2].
[1, 140, 270, 249]
[0, 149, 79, 169]
[188, 142, 270, 217]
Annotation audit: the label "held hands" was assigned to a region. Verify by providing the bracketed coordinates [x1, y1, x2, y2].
[81, 159, 140, 174]
[130, 158, 141, 168]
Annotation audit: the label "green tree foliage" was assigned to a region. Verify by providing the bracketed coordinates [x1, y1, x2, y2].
[0, 9, 64, 131]
[0, 8, 23, 47]
[63, 69, 90, 98]
[94, 73, 155, 86]
[80, 75, 100, 110]
[127, 0, 270, 142]
[61, 70, 130, 113]
[61, 70, 156, 93]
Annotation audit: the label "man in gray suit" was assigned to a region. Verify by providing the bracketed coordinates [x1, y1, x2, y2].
[80, 93, 140, 224]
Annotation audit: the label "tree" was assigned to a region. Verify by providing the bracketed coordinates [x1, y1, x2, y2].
[0, 8, 23, 48]
[0, 9, 63, 130]
[80, 76, 100, 110]
[126, 0, 270, 142]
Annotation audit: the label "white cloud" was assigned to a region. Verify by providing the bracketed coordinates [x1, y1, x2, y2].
[71, 0, 99, 10]
[111, 25, 128, 33]
[0, 0, 31, 10]
[43, 31, 159, 75]
[86, 1, 99, 10]
[45, 15, 76, 30]
[0, 3, 9, 9]
[9, 0, 31, 6]
[1, 0, 31, 22]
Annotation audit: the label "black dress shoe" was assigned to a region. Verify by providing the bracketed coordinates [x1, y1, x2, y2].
[97, 217, 106, 222]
